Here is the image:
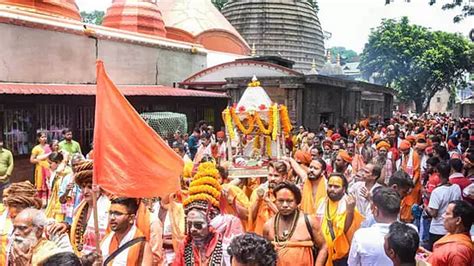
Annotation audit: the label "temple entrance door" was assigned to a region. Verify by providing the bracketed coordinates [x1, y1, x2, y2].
[320, 112, 333, 125]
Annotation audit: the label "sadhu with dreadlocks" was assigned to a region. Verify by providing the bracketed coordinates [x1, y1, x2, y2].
[69, 160, 111, 261]
[0, 181, 72, 264]
[173, 162, 244, 266]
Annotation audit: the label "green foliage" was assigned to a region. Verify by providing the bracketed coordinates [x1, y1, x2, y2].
[385, 0, 473, 23]
[212, 0, 229, 10]
[80, 11, 105, 25]
[360, 17, 474, 113]
[329, 47, 359, 64]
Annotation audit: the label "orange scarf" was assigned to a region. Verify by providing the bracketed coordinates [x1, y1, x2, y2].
[107, 228, 145, 265]
[301, 177, 327, 215]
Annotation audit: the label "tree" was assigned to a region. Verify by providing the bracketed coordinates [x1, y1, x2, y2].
[80, 11, 105, 25]
[212, 0, 229, 10]
[360, 17, 473, 113]
[328, 47, 358, 64]
[385, 0, 473, 23]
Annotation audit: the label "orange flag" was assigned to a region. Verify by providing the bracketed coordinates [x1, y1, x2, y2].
[93, 60, 183, 198]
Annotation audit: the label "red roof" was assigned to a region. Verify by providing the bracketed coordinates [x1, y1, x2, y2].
[0, 83, 228, 98]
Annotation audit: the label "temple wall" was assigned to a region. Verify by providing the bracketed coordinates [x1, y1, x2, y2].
[0, 23, 207, 86]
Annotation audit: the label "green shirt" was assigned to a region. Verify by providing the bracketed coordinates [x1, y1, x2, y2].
[58, 140, 82, 155]
[0, 148, 14, 178]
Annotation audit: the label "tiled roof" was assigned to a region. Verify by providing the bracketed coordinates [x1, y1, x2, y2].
[0, 83, 228, 98]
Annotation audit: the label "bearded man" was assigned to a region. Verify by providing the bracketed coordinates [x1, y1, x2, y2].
[173, 208, 225, 265]
[70, 161, 111, 257]
[263, 182, 328, 266]
[10, 208, 64, 265]
[333, 150, 353, 182]
[315, 173, 363, 266]
[1, 181, 70, 264]
[287, 157, 327, 215]
[100, 197, 153, 265]
[248, 161, 287, 235]
[374, 140, 393, 185]
[396, 140, 422, 223]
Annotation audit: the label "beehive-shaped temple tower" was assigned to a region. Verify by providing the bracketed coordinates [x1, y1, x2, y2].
[102, 0, 167, 37]
[222, 0, 325, 72]
[0, 0, 80, 20]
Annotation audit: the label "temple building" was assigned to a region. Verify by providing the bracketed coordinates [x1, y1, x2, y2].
[0, 0, 245, 180]
[181, 56, 395, 130]
[222, 0, 326, 73]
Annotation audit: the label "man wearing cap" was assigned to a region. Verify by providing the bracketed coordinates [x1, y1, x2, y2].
[414, 135, 429, 178]
[397, 140, 422, 223]
[374, 140, 393, 185]
[334, 150, 353, 182]
[212, 131, 227, 163]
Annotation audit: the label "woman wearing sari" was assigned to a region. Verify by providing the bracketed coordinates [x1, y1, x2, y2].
[45, 151, 72, 222]
[30, 132, 52, 206]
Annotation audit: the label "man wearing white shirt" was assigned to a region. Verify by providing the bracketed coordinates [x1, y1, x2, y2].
[348, 187, 401, 266]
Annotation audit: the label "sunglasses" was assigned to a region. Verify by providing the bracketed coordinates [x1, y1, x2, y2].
[187, 221, 205, 230]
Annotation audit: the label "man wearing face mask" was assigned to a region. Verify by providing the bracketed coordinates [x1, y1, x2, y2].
[248, 161, 287, 235]
[315, 173, 363, 266]
[287, 157, 327, 216]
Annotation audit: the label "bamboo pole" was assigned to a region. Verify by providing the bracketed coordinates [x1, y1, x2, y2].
[91, 185, 102, 256]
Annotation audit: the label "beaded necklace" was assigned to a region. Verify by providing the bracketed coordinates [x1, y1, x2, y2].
[184, 237, 223, 265]
[274, 210, 299, 243]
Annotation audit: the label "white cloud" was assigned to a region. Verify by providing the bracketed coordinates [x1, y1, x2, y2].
[318, 0, 473, 53]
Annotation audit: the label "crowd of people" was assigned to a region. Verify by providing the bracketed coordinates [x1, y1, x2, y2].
[0, 113, 473, 266]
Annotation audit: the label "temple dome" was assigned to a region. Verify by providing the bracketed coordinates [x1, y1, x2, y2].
[0, 0, 80, 20]
[158, 0, 250, 55]
[222, 0, 326, 72]
[102, 0, 167, 37]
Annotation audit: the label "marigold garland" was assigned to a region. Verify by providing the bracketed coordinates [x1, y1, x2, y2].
[265, 135, 272, 157]
[223, 108, 235, 140]
[188, 185, 221, 199]
[253, 134, 261, 150]
[279, 105, 292, 137]
[189, 177, 222, 191]
[230, 107, 255, 135]
[193, 166, 220, 181]
[183, 194, 219, 208]
[255, 110, 273, 135]
[272, 104, 279, 140]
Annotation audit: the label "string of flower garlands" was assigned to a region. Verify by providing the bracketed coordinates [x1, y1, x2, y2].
[279, 105, 292, 138]
[183, 162, 222, 208]
[224, 104, 290, 140]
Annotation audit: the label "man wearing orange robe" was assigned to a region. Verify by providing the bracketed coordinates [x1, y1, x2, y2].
[248, 161, 287, 235]
[397, 140, 421, 223]
[427, 200, 474, 266]
[221, 183, 250, 230]
[100, 197, 153, 265]
[263, 182, 328, 266]
[315, 173, 363, 266]
[286, 156, 327, 215]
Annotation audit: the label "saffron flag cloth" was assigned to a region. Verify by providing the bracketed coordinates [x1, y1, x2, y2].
[93, 60, 183, 198]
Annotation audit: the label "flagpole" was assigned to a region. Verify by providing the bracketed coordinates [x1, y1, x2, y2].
[91, 184, 102, 256]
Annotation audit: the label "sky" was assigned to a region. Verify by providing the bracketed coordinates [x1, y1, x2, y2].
[76, 0, 473, 53]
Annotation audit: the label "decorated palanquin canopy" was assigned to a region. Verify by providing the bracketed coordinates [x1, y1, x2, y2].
[222, 76, 292, 142]
[0, 0, 80, 20]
